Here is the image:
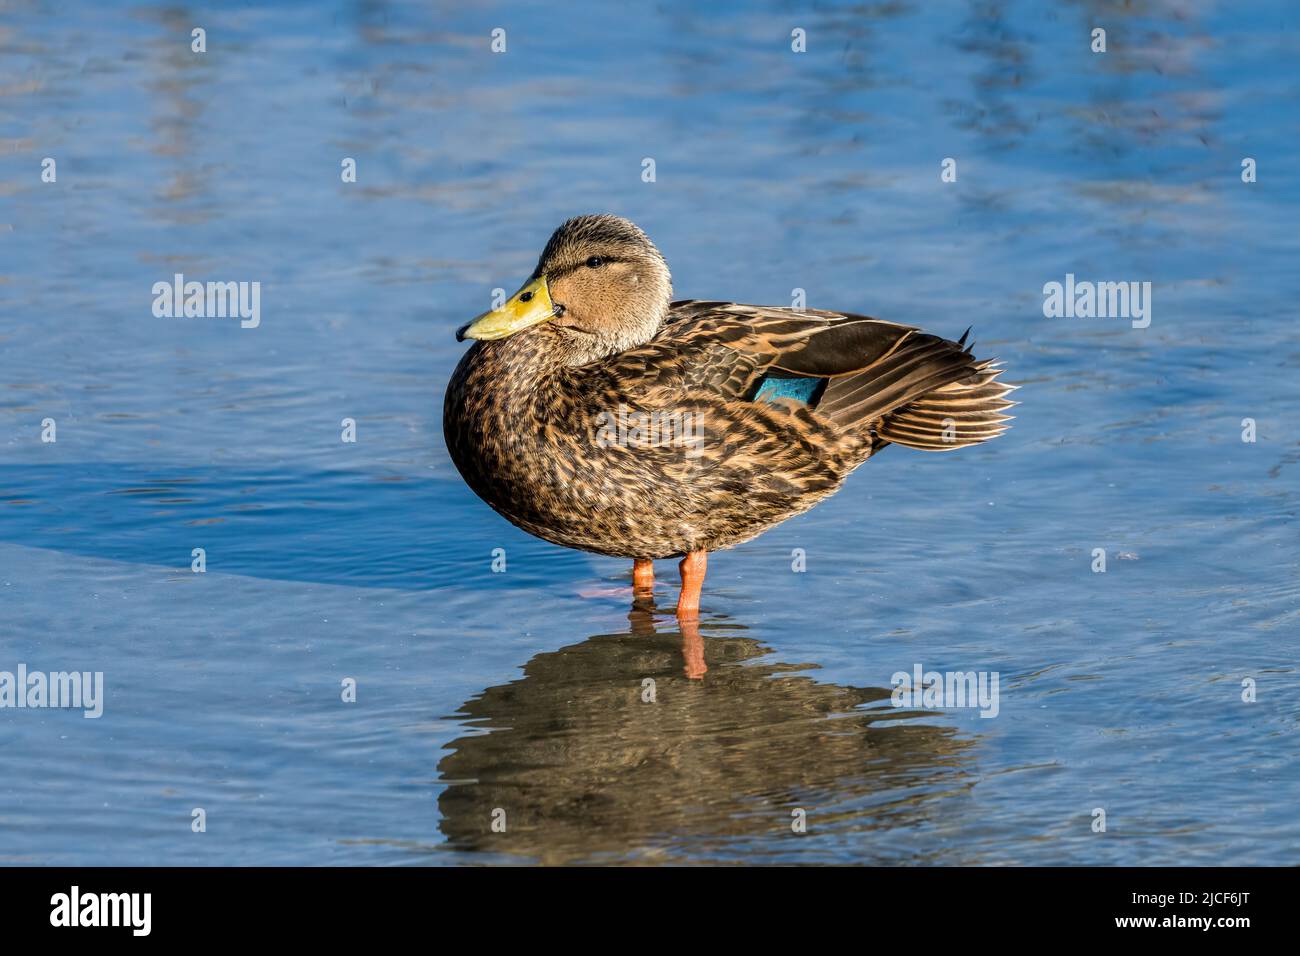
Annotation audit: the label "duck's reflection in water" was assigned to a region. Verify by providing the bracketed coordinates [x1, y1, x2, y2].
[437, 603, 977, 863]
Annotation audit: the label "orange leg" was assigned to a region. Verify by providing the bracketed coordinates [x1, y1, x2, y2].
[675, 550, 707, 619]
[632, 558, 654, 596]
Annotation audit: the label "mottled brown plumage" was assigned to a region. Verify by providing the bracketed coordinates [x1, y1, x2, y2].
[444, 215, 1016, 614]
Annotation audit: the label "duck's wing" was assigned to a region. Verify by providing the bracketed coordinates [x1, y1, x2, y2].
[598, 300, 918, 394]
[593, 300, 1015, 450]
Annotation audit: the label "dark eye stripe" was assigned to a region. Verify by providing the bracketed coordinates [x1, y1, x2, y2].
[547, 256, 623, 280]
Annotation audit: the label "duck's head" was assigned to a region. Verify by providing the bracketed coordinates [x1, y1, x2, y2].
[456, 214, 672, 365]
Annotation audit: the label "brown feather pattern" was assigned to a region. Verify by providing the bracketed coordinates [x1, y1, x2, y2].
[444, 297, 1016, 559]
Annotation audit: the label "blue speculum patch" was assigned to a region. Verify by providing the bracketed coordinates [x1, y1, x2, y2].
[752, 373, 827, 407]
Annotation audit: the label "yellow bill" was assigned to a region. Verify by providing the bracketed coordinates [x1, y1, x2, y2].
[456, 276, 555, 341]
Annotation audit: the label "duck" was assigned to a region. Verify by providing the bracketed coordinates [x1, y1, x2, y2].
[444, 215, 1015, 620]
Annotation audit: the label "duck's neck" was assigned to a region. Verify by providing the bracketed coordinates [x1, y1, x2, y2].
[475, 331, 573, 397]
[449, 331, 576, 445]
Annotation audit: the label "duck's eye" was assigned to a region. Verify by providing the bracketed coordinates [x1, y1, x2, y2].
[585, 256, 604, 269]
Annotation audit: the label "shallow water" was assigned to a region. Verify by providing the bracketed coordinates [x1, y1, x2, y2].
[1, 0, 1297, 865]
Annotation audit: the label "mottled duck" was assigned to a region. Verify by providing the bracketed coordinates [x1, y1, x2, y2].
[444, 215, 1015, 618]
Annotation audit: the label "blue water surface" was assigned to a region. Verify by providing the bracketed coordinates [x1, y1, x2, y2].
[0, 0, 1297, 865]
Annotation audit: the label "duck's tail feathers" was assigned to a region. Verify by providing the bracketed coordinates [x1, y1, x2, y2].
[816, 328, 1017, 451]
[875, 362, 1017, 451]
